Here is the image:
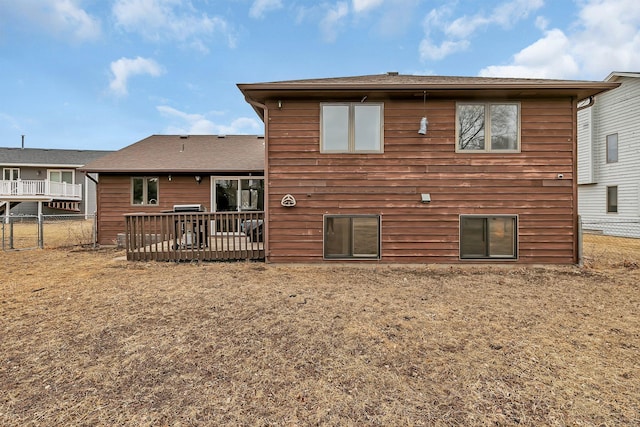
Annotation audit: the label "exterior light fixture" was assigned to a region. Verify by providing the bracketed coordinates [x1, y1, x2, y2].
[194, 175, 202, 184]
[418, 91, 429, 135]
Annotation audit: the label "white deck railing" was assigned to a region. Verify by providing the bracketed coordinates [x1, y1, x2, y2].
[0, 179, 82, 200]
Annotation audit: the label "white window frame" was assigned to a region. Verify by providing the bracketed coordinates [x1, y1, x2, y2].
[606, 133, 618, 163]
[131, 177, 159, 206]
[320, 102, 384, 153]
[455, 102, 521, 153]
[48, 169, 75, 184]
[3, 168, 20, 181]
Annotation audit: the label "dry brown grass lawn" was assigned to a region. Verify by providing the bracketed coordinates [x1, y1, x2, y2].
[1, 232, 639, 425]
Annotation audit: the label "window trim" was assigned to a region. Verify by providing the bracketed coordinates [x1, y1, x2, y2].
[3, 168, 20, 181]
[455, 102, 521, 153]
[323, 214, 381, 260]
[320, 102, 384, 154]
[48, 169, 75, 184]
[211, 176, 265, 212]
[606, 133, 618, 163]
[131, 176, 159, 206]
[606, 185, 618, 213]
[459, 214, 518, 260]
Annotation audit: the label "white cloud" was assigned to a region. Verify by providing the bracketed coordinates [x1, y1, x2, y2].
[0, 0, 101, 41]
[249, 0, 283, 19]
[109, 57, 164, 97]
[157, 106, 263, 135]
[352, 0, 384, 13]
[419, 0, 543, 61]
[479, 0, 640, 79]
[320, 2, 350, 42]
[112, 0, 236, 51]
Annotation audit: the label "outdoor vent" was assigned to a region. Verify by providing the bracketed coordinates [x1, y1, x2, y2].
[172, 204, 204, 212]
[179, 135, 189, 139]
[218, 135, 226, 138]
[387, 71, 399, 76]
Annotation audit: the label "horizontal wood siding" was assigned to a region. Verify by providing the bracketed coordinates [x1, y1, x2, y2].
[96, 175, 211, 245]
[266, 97, 577, 263]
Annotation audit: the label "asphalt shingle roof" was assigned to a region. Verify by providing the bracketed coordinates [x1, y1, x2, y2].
[80, 135, 265, 173]
[0, 147, 112, 167]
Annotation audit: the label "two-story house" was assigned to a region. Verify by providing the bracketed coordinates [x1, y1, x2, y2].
[238, 73, 617, 264]
[1, 146, 111, 218]
[578, 71, 640, 238]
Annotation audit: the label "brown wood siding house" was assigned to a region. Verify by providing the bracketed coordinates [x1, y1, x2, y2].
[81, 135, 264, 245]
[238, 73, 618, 264]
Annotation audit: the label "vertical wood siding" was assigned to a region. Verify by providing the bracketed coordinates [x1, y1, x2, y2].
[266, 97, 577, 263]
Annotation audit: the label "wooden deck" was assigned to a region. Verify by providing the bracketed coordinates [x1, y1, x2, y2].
[124, 211, 264, 262]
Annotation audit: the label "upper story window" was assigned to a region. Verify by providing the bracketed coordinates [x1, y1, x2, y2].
[321, 103, 383, 153]
[456, 102, 520, 152]
[3, 168, 20, 181]
[606, 133, 618, 163]
[132, 177, 158, 205]
[48, 170, 74, 184]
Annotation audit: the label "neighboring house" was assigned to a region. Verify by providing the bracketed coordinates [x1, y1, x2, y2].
[578, 71, 640, 238]
[80, 134, 265, 245]
[237, 73, 617, 264]
[0, 147, 111, 217]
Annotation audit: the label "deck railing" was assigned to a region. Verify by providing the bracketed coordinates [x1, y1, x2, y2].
[124, 211, 265, 262]
[0, 179, 82, 200]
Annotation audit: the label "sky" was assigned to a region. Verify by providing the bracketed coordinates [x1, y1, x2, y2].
[1, 0, 639, 151]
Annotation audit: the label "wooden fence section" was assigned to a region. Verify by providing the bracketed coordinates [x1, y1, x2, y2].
[124, 211, 264, 262]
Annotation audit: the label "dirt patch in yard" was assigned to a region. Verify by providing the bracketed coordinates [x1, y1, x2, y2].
[1, 249, 639, 426]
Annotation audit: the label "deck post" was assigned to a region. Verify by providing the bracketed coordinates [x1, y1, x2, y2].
[38, 201, 44, 249]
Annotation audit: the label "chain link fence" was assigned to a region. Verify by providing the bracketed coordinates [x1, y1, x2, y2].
[1, 214, 96, 251]
[580, 218, 640, 268]
[3, 214, 637, 268]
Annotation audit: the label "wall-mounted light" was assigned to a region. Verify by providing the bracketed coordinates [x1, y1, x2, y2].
[421, 193, 431, 204]
[418, 91, 428, 135]
[168, 175, 172, 181]
[277, 100, 282, 109]
[418, 117, 428, 135]
[194, 175, 202, 184]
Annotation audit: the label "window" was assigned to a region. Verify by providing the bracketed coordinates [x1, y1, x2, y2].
[48, 170, 74, 184]
[324, 215, 380, 259]
[132, 177, 158, 205]
[460, 215, 517, 259]
[3, 168, 20, 180]
[607, 186, 618, 213]
[606, 134, 618, 163]
[456, 103, 520, 152]
[213, 178, 264, 212]
[321, 103, 383, 153]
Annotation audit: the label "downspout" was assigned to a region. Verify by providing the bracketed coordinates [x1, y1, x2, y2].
[245, 97, 270, 262]
[572, 97, 580, 264]
[82, 172, 99, 245]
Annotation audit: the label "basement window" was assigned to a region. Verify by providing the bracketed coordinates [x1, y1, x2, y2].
[324, 215, 380, 259]
[460, 215, 517, 260]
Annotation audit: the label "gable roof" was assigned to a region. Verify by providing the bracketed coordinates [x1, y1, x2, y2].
[238, 73, 620, 119]
[605, 71, 640, 81]
[0, 147, 112, 168]
[80, 135, 265, 174]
